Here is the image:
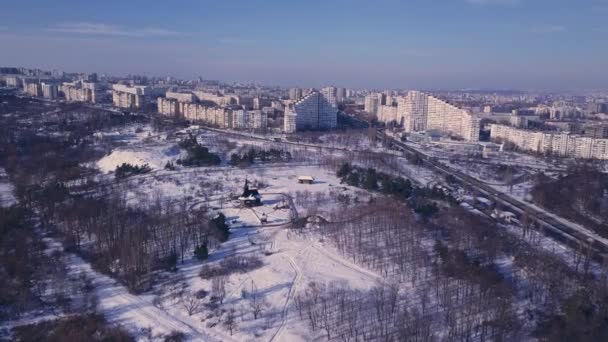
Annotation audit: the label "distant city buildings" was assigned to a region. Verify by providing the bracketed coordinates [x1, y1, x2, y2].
[490, 124, 608, 160]
[284, 89, 338, 133]
[157, 90, 267, 130]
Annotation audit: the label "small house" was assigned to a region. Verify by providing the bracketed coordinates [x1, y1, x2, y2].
[298, 176, 315, 184]
[238, 179, 262, 207]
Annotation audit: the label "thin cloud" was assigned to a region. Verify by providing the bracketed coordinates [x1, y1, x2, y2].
[530, 24, 567, 34]
[47, 22, 181, 37]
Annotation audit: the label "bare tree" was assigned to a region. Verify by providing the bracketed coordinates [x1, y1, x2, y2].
[224, 308, 237, 336]
[181, 290, 202, 316]
[249, 280, 265, 319]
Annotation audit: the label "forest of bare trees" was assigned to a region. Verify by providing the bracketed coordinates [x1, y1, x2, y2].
[290, 160, 608, 341]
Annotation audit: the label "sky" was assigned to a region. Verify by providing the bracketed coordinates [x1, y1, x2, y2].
[0, 0, 607, 90]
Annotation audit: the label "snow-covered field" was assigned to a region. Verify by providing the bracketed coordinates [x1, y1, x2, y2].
[65, 127, 384, 340]
[97, 144, 184, 173]
[95, 162, 381, 341]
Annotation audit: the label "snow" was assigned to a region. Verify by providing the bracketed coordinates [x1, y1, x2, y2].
[40, 237, 231, 342]
[103, 159, 383, 341]
[97, 144, 183, 173]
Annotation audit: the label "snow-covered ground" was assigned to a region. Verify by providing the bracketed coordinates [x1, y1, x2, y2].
[97, 144, 184, 173]
[81, 129, 384, 340]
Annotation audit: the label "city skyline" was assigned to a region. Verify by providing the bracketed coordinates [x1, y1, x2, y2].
[1, 0, 607, 91]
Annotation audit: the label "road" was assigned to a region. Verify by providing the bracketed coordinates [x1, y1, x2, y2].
[376, 130, 608, 262]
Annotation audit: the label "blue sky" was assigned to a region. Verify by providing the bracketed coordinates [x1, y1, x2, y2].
[0, 0, 606, 90]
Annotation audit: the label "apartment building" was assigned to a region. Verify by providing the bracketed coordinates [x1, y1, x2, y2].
[4, 76, 22, 88]
[112, 84, 149, 109]
[24, 80, 42, 97]
[41, 82, 58, 99]
[364, 93, 385, 116]
[233, 109, 268, 130]
[61, 80, 99, 103]
[382, 91, 480, 141]
[283, 89, 338, 133]
[377, 105, 398, 123]
[289, 88, 303, 101]
[490, 124, 608, 160]
[193, 91, 236, 107]
[157, 98, 180, 117]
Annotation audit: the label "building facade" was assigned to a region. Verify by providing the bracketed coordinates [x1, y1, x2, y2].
[490, 124, 608, 160]
[378, 90, 480, 141]
[284, 89, 338, 133]
[112, 84, 149, 109]
[41, 83, 58, 99]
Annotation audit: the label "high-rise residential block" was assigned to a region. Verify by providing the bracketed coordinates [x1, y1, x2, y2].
[380, 90, 480, 141]
[112, 84, 149, 109]
[41, 82, 58, 99]
[284, 89, 338, 133]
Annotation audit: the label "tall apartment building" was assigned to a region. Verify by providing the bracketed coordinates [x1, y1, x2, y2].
[336, 88, 346, 102]
[490, 124, 608, 160]
[377, 105, 398, 123]
[157, 98, 180, 117]
[24, 80, 42, 97]
[379, 91, 480, 141]
[112, 84, 149, 110]
[193, 91, 236, 107]
[183, 104, 233, 129]
[4, 76, 22, 88]
[284, 89, 338, 133]
[61, 80, 99, 103]
[166, 91, 194, 103]
[364, 93, 386, 115]
[365, 95, 379, 115]
[41, 82, 58, 99]
[289, 88, 303, 101]
[232, 109, 268, 130]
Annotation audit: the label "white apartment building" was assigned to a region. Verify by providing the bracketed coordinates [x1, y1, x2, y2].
[364, 93, 385, 115]
[61, 81, 99, 103]
[112, 84, 148, 109]
[289, 88, 303, 101]
[157, 98, 180, 117]
[379, 91, 480, 141]
[193, 91, 236, 106]
[41, 83, 58, 99]
[24, 81, 42, 97]
[233, 110, 268, 130]
[4, 76, 22, 88]
[284, 89, 338, 133]
[490, 124, 608, 160]
[166, 91, 194, 103]
[365, 95, 380, 115]
[161, 100, 234, 129]
[377, 105, 398, 123]
[336, 87, 346, 102]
